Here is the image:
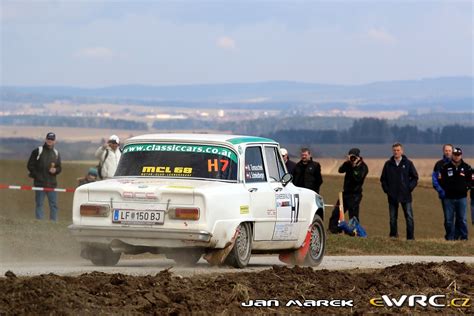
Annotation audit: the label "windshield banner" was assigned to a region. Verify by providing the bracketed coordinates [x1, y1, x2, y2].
[123, 143, 238, 162]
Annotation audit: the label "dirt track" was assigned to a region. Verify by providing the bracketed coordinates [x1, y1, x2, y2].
[1, 261, 473, 315]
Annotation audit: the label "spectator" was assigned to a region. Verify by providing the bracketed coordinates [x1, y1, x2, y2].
[280, 148, 296, 174]
[471, 186, 474, 226]
[329, 148, 369, 233]
[432, 144, 453, 229]
[26, 132, 62, 221]
[380, 143, 418, 240]
[78, 168, 99, 186]
[95, 135, 122, 179]
[439, 147, 471, 240]
[292, 147, 323, 194]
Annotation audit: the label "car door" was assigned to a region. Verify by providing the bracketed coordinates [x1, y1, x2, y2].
[243, 146, 276, 241]
[263, 146, 301, 241]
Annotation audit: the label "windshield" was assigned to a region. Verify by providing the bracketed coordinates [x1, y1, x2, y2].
[115, 143, 238, 181]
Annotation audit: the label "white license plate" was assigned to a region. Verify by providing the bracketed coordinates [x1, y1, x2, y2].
[113, 209, 164, 225]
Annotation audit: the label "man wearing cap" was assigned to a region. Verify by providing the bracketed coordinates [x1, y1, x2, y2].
[380, 143, 418, 240]
[439, 147, 472, 240]
[329, 148, 369, 233]
[280, 148, 296, 174]
[292, 147, 323, 194]
[27, 132, 62, 221]
[95, 135, 122, 179]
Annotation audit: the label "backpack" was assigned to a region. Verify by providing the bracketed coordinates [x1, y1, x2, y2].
[37, 146, 58, 160]
[28, 146, 58, 178]
[96, 149, 110, 179]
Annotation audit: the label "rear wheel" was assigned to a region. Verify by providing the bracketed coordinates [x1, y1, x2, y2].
[225, 222, 252, 268]
[166, 249, 202, 266]
[305, 215, 326, 267]
[88, 247, 121, 266]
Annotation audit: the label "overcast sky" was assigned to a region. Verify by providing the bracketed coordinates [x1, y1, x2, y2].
[1, 0, 472, 87]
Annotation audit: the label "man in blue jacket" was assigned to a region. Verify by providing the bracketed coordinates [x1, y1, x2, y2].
[431, 144, 453, 237]
[380, 143, 419, 240]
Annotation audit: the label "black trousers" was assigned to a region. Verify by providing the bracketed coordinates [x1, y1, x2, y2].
[328, 193, 363, 233]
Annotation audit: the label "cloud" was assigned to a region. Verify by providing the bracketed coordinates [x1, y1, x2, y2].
[216, 36, 236, 50]
[75, 47, 116, 59]
[367, 28, 397, 45]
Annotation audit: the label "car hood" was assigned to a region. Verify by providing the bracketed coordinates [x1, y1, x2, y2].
[81, 177, 235, 205]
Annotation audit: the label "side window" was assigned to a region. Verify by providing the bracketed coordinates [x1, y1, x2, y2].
[244, 146, 266, 183]
[275, 148, 286, 177]
[264, 146, 282, 182]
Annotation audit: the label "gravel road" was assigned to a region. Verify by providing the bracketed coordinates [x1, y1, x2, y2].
[2, 255, 473, 277]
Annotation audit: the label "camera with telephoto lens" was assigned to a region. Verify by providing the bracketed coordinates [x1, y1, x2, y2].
[349, 155, 358, 162]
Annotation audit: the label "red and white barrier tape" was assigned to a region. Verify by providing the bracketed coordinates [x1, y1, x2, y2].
[0, 184, 75, 193]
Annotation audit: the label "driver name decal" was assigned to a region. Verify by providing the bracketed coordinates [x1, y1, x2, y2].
[141, 166, 193, 177]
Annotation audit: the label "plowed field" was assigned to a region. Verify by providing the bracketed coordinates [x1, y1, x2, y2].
[1, 261, 473, 315]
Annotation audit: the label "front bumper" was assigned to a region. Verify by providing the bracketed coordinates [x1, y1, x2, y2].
[68, 224, 214, 248]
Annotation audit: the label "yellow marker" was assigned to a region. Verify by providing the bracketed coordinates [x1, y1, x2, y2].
[240, 205, 249, 214]
[167, 185, 194, 189]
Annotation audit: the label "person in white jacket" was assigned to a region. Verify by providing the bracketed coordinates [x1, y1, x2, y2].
[95, 135, 122, 179]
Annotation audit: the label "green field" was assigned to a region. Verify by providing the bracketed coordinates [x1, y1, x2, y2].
[0, 160, 473, 261]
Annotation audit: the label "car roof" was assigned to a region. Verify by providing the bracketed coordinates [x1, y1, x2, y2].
[125, 133, 278, 147]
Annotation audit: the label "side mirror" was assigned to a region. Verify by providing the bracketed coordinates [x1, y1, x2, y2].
[281, 173, 293, 187]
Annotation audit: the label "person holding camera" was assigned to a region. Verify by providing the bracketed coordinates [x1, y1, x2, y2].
[95, 135, 122, 179]
[329, 148, 368, 233]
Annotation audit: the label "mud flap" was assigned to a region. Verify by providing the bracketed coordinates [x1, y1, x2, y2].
[204, 228, 239, 266]
[278, 228, 312, 265]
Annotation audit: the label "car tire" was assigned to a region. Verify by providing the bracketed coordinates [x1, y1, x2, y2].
[166, 249, 202, 266]
[89, 247, 121, 266]
[225, 222, 252, 268]
[305, 215, 326, 267]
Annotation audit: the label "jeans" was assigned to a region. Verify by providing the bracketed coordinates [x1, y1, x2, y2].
[388, 200, 414, 240]
[35, 190, 58, 221]
[471, 196, 474, 225]
[443, 198, 468, 240]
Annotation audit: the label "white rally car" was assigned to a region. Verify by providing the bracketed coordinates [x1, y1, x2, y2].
[69, 134, 326, 268]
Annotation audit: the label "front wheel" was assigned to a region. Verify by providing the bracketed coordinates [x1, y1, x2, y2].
[305, 215, 326, 267]
[225, 222, 252, 268]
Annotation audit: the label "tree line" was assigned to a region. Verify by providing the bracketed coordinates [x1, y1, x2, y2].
[266, 118, 473, 144]
[0, 115, 148, 130]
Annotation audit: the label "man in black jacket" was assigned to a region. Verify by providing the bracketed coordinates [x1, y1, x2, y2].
[329, 148, 369, 233]
[380, 143, 418, 240]
[292, 147, 323, 194]
[27, 132, 62, 221]
[439, 147, 471, 240]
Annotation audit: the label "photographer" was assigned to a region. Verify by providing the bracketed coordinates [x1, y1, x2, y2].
[329, 148, 368, 233]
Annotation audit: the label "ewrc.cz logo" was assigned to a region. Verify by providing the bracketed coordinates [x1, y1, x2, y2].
[370, 295, 471, 308]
